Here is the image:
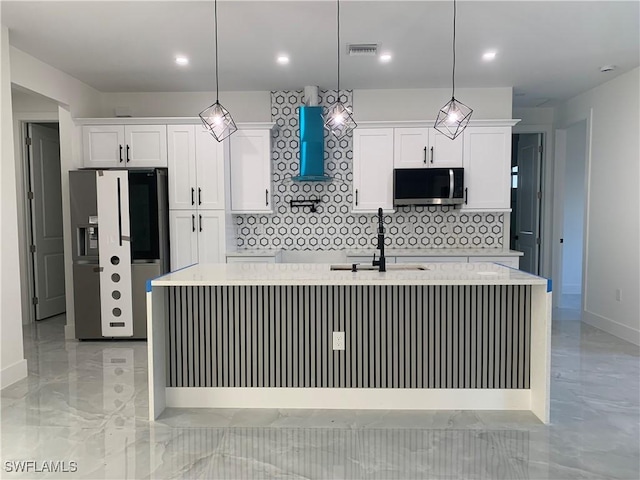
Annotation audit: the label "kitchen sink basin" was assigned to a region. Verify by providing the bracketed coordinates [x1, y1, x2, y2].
[330, 264, 428, 272]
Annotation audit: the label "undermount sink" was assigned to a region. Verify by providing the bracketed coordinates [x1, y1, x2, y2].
[330, 264, 428, 272]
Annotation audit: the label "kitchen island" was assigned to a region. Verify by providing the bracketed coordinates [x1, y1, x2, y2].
[147, 262, 551, 423]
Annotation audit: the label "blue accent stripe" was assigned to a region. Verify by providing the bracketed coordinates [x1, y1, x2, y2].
[547, 278, 552, 292]
[145, 263, 198, 292]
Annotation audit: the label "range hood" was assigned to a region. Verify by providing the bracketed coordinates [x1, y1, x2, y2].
[292, 86, 331, 182]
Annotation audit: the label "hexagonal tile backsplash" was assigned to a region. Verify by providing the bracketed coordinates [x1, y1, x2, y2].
[233, 90, 504, 251]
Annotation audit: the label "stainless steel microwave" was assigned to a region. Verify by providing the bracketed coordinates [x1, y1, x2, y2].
[393, 168, 465, 206]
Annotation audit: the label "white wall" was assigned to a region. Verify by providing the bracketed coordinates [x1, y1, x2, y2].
[1, 26, 27, 388]
[99, 87, 513, 122]
[561, 120, 586, 295]
[7, 46, 103, 341]
[554, 67, 640, 344]
[355, 87, 512, 120]
[101, 91, 271, 122]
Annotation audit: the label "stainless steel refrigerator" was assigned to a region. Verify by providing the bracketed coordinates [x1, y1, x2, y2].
[70, 169, 169, 339]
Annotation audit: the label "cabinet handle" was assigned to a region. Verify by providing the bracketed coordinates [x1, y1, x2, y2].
[198, 188, 202, 206]
[126, 145, 130, 163]
[199, 214, 203, 232]
[191, 188, 195, 206]
[265, 189, 269, 206]
[430, 146, 434, 164]
[355, 189, 359, 206]
[191, 214, 195, 232]
[464, 187, 468, 205]
[119, 145, 123, 163]
[423, 146, 427, 164]
[116, 179, 123, 246]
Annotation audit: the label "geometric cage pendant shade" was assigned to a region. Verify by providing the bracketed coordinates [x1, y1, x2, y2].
[324, 100, 357, 140]
[199, 101, 238, 142]
[434, 96, 473, 140]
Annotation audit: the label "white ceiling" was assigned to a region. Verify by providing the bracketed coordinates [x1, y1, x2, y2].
[2, 1, 638, 108]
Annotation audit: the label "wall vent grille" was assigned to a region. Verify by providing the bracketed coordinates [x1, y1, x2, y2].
[347, 43, 378, 56]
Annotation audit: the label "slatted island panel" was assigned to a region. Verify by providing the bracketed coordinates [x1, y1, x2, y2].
[147, 263, 551, 422]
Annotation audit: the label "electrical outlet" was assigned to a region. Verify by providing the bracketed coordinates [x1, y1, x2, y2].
[616, 289, 622, 302]
[332, 331, 345, 351]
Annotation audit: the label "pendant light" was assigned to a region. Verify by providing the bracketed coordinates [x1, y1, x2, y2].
[324, 0, 357, 139]
[434, 0, 473, 140]
[199, 0, 237, 142]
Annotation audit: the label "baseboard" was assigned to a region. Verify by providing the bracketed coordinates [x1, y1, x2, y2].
[583, 310, 640, 346]
[64, 323, 76, 340]
[562, 284, 581, 295]
[0, 359, 28, 389]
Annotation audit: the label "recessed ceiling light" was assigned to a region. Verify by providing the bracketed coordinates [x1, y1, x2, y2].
[277, 55, 290, 65]
[175, 56, 189, 66]
[379, 53, 392, 63]
[482, 51, 497, 61]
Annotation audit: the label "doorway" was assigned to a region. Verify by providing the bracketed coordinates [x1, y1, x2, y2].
[559, 120, 587, 310]
[510, 133, 543, 275]
[24, 122, 66, 320]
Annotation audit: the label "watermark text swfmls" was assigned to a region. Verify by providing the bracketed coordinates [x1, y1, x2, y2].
[4, 460, 78, 473]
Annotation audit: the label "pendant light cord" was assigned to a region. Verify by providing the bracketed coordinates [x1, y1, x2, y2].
[337, 0, 341, 100]
[451, 0, 456, 99]
[215, 0, 219, 101]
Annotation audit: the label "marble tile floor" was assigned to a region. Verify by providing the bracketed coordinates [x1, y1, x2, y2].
[1, 309, 638, 480]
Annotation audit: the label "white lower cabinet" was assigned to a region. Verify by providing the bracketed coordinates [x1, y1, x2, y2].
[169, 210, 226, 270]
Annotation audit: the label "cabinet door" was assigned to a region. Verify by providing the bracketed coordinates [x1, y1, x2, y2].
[462, 127, 512, 210]
[353, 128, 394, 212]
[197, 211, 226, 263]
[82, 126, 125, 167]
[167, 125, 197, 210]
[195, 126, 225, 210]
[124, 125, 168, 167]
[429, 129, 464, 167]
[393, 128, 429, 168]
[169, 210, 198, 270]
[229, 129, 272, 213]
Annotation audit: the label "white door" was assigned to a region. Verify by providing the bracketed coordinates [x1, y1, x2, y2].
[462, 127, 511, 210]
[229, 130, 272, 213]
[124, 125, 167, 167]
[82, 126, 125, 167]
[169, 210, 199, 270]
[353, 128, 394, 212]
[197, 211, 226, 263]
[196, 126, 226, 210]
[429, 129, 464, 167]
[514, 134, 542, 274]
[167, 125, 197, 210]
[393, 128, 429, 168]
[96, 171, 133, 337]
[28, 124, 66, 320]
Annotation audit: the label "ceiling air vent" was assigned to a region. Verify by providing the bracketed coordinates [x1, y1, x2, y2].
[347, 43, 378, 56]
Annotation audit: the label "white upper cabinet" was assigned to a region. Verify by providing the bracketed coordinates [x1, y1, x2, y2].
[229, 129, 272, 213]
[82, 126, 126, 168]
[462, 126, 512, 210]
[393, 127, 463, 169]
[353, 128, 394, 212]
[124, 125, 167, 167]
[195, 126, 225, 210]
[167, 125, 198, 210]
[429, 129, 464, 168]
[167, 125, 225, 211]
[82, 125, 167, 168]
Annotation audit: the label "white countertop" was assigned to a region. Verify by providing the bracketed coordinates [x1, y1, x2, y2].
[152, 262, 547, 287]
[226, 248, 523, 257]
[345, 248, 523, 257]
[226, 249, 282, 257]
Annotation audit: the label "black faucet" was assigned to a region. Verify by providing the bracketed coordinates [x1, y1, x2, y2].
[372, 207, 386, 272]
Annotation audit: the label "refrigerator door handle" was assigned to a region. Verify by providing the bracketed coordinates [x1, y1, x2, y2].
[117, 178, 123, 246]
